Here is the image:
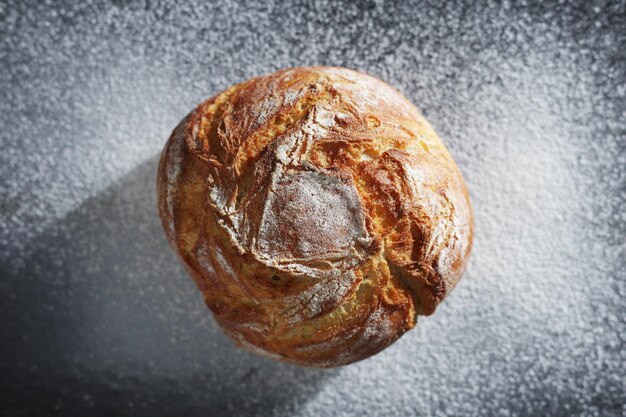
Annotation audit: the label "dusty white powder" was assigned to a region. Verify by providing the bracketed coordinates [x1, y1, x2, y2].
[163, 127, 185, 238]
[1, 2, 623, 416]
[255, 169, 367, 263]
[194, 238, 216, 276]
[253, 95, 280, 126]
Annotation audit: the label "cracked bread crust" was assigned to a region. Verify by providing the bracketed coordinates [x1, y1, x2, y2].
[157, 66, 473, 367]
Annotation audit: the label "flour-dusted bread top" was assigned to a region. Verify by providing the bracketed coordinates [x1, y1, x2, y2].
[157, 67, 473, 367]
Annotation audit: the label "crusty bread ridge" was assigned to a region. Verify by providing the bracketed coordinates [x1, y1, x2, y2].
[157, 66, 473, 367]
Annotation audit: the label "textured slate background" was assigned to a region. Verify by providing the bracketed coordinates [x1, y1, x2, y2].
[1, 1, 624, 416]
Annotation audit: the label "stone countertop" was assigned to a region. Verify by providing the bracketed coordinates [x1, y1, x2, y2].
[1, 1, 624, 416]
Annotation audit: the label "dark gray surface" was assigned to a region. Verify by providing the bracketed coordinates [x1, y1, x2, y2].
[1, 1, 625, 416]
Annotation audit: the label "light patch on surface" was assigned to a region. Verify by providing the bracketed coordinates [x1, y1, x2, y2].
[164, 128, 184, 238]
[256, 169, 368, 263]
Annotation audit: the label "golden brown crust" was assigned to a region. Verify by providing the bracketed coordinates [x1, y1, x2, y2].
[157, 66, 473, 367]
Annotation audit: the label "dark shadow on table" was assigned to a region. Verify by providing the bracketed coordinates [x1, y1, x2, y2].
[0, 155, 336, 417]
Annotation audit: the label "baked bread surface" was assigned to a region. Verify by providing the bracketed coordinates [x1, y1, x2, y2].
[157, 66, 473, 367]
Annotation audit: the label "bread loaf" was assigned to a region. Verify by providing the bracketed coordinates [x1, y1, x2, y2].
[157, 66, 473, 367]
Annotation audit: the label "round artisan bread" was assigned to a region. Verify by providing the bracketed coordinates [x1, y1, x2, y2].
[157, 66, 473, 367]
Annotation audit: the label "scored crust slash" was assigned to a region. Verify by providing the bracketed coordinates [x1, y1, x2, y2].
[157, 66, 473, 368]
